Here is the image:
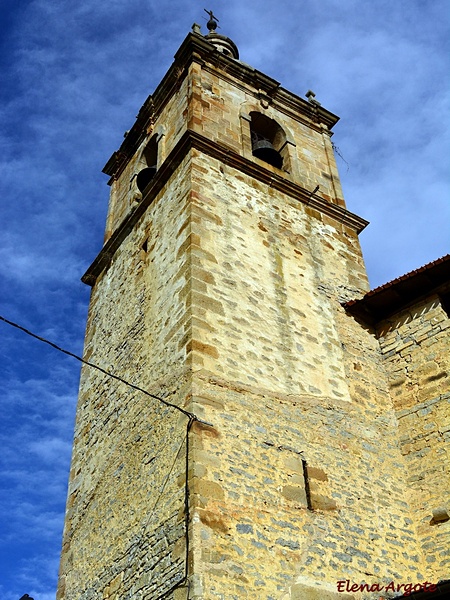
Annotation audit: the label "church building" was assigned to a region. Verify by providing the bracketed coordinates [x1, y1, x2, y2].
[57, 16, 449, 600]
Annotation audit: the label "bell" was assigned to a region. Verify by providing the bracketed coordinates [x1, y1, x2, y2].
[252, 139, 283, 169]
[136, 166, 157, 193]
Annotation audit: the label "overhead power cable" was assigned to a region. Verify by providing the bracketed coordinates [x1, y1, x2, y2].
[2, 313, 214, 598]
[0, 315, 196, 421]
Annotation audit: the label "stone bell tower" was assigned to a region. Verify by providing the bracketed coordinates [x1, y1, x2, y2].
[58, 16, 429, 600]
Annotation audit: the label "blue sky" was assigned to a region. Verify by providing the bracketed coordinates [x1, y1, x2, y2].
[0, 1, 449, 598]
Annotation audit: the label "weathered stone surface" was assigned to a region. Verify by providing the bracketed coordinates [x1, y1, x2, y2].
[291, 583, 355, 600]
[282, 485, 308, 505]
[58, 26, 449, 600]
[378, 297, 450, 581]
[306, 466, 328, 481]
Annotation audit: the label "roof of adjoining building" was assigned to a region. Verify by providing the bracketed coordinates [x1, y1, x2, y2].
[344, 254, 450, 324]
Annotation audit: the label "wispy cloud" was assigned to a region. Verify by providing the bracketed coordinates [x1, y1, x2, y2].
[0, 0, 448, 596]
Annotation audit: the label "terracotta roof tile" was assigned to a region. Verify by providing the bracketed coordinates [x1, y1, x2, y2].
[344, 254, 450, 323]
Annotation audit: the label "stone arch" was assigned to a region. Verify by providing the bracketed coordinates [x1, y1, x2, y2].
[249, 111, 288, 169]
[239, 103, 296, 175]
[131, 127, 165, 199]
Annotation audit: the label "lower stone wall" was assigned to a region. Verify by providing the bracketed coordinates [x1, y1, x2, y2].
[57, 376, 190, 600]
[58, 155, 197, 599]
[187, 372, 425, 600]
[289, 581, 355, 599]
[378, 296, 450, 582]
[395, 393, 450, 580]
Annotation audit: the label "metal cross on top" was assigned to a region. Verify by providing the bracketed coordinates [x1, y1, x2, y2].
[204, 8, 219, 31]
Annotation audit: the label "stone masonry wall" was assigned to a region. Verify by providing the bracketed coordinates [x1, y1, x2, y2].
[188, 61, 345, 207]
[378, 297, 450, 582]
[186, 151, 368, 397]
[104, 73, 190, 240]
[181, 151, 427, 599]
[60, 143, 430, 599]
[58, 156, 197, 599]
[60, 40, 444, 599]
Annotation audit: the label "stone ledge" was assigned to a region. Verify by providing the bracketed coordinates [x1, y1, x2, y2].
[83, 130, 368, 286]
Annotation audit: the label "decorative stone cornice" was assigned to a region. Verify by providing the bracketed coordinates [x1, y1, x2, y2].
[102, 32, 340, 182]
[84, 130, 368, 287]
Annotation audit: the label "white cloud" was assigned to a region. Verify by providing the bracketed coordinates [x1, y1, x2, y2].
[0, 0, 448, 596]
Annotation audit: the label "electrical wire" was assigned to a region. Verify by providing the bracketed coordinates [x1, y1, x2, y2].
[1, 314, 215, 596]
[0, 315, 195, 420]
[153, 416, 195, 600]
[149, 421, 190, 519]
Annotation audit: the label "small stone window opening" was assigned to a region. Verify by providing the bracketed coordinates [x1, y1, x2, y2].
[249, 112, 290, 171]
[302, 460, 313, 510]
[137, 237, 151, 272]
[304, 464, 337, 511]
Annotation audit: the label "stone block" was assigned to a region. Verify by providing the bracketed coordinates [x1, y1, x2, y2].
[282, 485, 308, 506]
[310, 493, 337, 511]
[306, 466, 328, 481]
[186, 339, 219, 358]
[290, 583, 355, 599]
[198, 509, 229, 533]
[193, 479, 225, 501]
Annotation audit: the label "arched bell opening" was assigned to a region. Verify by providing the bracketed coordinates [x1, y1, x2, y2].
[136, 135, 159, 194]
[251, 134, 283, 169]
[136, 166, 157, 193]
[249, 112, 288, 171]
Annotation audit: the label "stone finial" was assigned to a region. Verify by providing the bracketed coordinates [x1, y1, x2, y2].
[204, 9, 219, 32]
[192, 22, 202, 35]
[202, 10, 239, 59]
[306, 90, 321, 106]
